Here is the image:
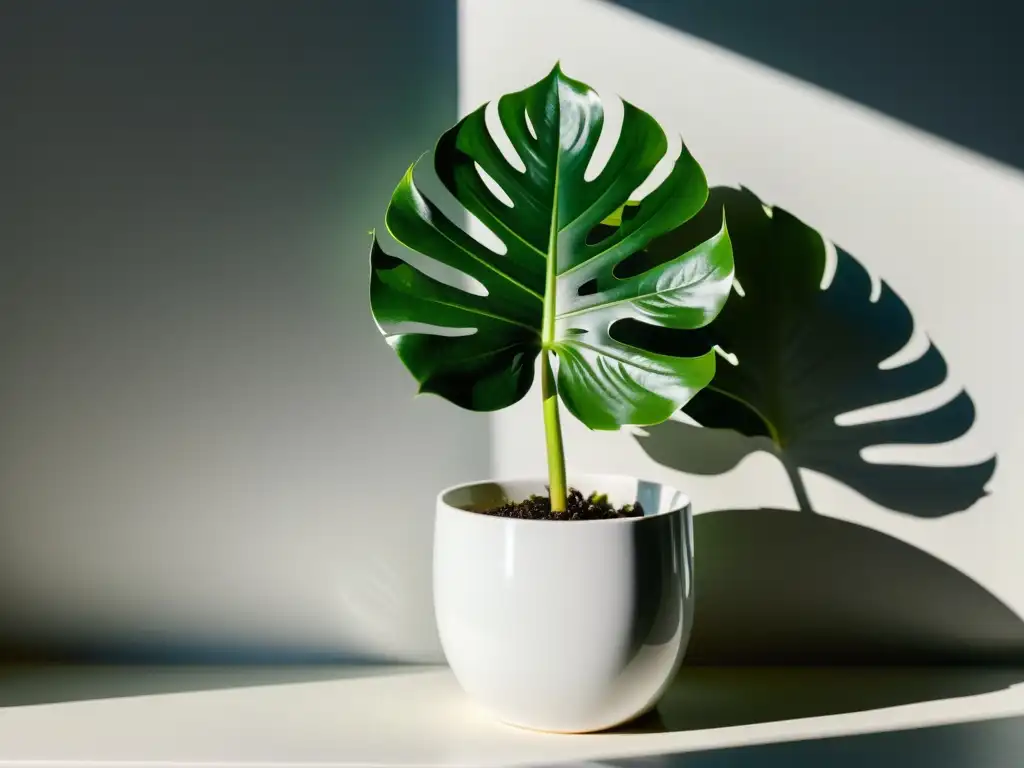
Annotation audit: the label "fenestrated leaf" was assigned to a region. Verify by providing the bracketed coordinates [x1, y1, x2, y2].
[633, 186, 996, 517]
[369, 64, 734, 429]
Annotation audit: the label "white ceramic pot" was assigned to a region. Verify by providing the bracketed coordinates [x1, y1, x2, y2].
[433, 474, 694, 733]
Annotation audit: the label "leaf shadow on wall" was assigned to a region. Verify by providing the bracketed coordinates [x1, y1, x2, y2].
[604, 187, 1024, 728]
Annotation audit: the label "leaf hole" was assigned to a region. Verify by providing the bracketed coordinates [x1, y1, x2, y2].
[383, 322, 478, 338]
[474, 162, 514, 208]
[583, 89, 622, 182]
[577, 278, 598, 296]
[382, 233, 489, 298]
[585, 201, 640, 245]
[609, 319, 713, 358]
[485, 99, 526, 173]
[564, 327, 588, 336]
[524, 108, 537, 140]
[612, 246, 660, 280]
[610, 196, 724, 281]
[410, 155, 508, 258]
[465, 215, 508, 256]
[585, 220, 619, 246]
[629, 131, 681, 201]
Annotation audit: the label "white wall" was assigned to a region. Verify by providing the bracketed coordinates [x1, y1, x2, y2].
[463, 0, 1024, 661]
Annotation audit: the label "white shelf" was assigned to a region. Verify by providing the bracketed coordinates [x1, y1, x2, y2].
[0, 664, 1022, 766]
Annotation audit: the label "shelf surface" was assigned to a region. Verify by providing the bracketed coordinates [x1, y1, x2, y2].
[0, 664, 1023, 766]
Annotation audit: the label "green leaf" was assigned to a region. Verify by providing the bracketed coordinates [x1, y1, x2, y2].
[634, 186, 996, 517]
[369, 64, 734, 429]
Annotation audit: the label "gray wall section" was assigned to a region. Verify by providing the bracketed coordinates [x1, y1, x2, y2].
[0, 1, 479, 661]
[608, 0, 1024, 170]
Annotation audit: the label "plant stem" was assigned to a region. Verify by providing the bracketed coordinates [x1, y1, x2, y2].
[781, 457, 812, 513]
[541, 129, 565, 514]
[541, 350, 568, 514]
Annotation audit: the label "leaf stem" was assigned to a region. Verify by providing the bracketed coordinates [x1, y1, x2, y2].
[782, 457, 812, 513]
[540, 126, 567, 515]
[541, 350, 567, 514]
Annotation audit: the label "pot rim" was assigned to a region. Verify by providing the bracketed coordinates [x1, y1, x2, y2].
[436, 472, 691, 524]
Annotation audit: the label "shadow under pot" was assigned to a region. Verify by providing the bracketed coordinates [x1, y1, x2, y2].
[433, 474, 694, 733]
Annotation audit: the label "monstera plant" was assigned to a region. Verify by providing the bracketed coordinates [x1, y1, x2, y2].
[370, 64, 733, 515]
[367, 64, 733, 733]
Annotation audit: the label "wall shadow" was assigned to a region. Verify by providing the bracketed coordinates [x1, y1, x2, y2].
[622, 186, 1023, 663]
[626, 186, 997, 520]
[614, 667, 1024, 733]
[679, 508, 1024, 666]
[602, 0, 1024, 173]
[603, 713, 1024, 767]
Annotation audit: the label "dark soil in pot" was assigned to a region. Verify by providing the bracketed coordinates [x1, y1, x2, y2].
[477, 488, 644, 520]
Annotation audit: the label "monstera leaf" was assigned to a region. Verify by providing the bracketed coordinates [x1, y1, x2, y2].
[369, 65, 733, 430]
[633, 186, 996, 517]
